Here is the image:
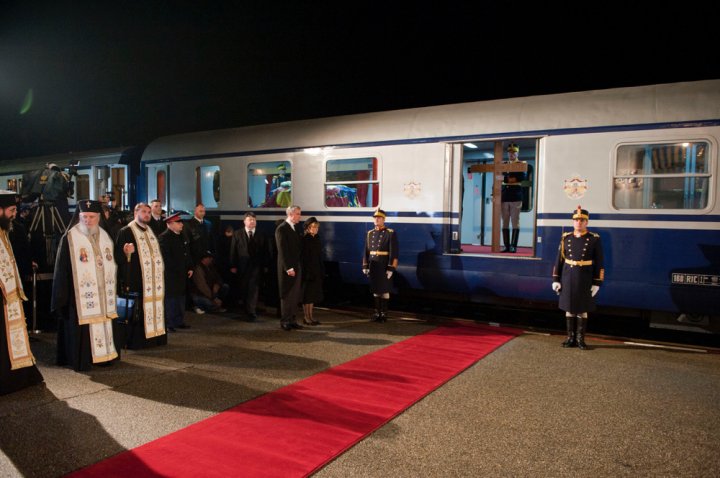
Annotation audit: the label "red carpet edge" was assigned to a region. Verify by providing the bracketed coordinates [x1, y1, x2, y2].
[68, 322, 521, 478]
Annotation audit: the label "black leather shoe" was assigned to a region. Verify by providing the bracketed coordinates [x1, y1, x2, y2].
[561, 337, 576, 348]
[281, 323, 293, 331]
[290, 322, 304, 329]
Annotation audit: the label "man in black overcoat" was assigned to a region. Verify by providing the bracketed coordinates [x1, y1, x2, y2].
[230, 212, 271, 321]
[185, 203, 215, 266]
[275, 205, 303, 330]
[158, 212, 193, 332]
[552, 206, 605, 350]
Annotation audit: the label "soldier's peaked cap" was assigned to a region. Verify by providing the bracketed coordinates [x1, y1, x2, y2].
[572, 205, 589, 220]
[373, 209, 386, 218]
[165, 211, 183, 223]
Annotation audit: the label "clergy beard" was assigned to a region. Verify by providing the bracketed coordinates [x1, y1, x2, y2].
[78, 223, 100, 236]
[0, 216, 10, 231]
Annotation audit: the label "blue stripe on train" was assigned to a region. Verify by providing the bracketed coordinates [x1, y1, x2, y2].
[239, 218, 718, 316]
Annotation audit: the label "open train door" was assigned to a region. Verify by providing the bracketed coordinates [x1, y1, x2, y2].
[459, 140, 537, 255]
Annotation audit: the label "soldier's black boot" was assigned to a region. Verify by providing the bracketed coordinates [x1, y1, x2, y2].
[501, 229, 510, 252]
[370, 296, 381, 322]
[378, 298, 388, 323]
[561, 316, 576, 348]
[576, 316, 588, 350]
[509, 229, 519, 253]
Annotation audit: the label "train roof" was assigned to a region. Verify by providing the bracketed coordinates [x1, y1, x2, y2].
[0, 146, 143, 175]
[143, 80, 720, 162]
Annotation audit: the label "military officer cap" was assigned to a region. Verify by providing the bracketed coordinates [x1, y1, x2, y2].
[77, 199, 103, 213]
[373, 209, 387, 218]
[165, 211, 183, 223]
[0, 190, 16, 208]
[506, 143, 519, 153]
[572, 205, 589, 220]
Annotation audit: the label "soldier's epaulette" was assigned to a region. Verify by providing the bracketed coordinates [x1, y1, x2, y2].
[589, 231, 600, 238]
[386, 228, 394, 233]
[561, 231, 572, 238]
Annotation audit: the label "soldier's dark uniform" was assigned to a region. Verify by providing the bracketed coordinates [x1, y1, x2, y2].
[552, 207, 604, 349]
[362, 209, 398, 322]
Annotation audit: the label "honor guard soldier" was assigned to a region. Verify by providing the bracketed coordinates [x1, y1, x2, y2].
[362, 209, 399, 322]
[552, 206, 605, 350]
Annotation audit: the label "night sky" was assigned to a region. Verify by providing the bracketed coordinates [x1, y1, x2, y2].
[2, 2, 718, 161]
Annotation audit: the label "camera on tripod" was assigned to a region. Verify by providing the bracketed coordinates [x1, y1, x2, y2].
[21, 162, 77, 268]
[21, 162, 75, 204]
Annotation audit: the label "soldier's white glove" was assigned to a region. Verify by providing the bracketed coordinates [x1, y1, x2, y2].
[386, 271, 393, 279]
[362, 268, 369, 276]
[591, 285, 600, 297]
[552, 282, 561, 293]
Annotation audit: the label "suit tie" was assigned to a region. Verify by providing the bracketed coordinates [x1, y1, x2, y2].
[248, 230, 256, 256]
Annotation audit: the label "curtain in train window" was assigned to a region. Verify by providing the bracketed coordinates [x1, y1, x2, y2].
[196, 165, 220, 208]
[75, 173, 90, 201]
[156, 170, 166, 207]
[247, 161, 291, 208]
[613, 142, 710, 209]
[325, 158, 379, 207]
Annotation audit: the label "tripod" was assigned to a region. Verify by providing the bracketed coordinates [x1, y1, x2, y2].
[28, 200, 68, 268]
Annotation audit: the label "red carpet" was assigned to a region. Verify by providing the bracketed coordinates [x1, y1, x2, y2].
[69, 322, 521, 478]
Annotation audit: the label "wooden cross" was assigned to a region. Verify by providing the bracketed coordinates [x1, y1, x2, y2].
[468, 142, 528, 252]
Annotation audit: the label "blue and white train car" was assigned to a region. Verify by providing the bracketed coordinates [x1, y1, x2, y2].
[0, 146, 144, 211]
[141, 80, 720, 329]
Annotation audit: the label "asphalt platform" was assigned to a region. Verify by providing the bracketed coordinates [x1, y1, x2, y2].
[1, 307, 718, 477]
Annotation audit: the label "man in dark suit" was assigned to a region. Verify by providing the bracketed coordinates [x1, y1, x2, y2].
[275, 205, 303, 331]
[148, 199, 167, 237]
[185, 203, 215, 266]
[230, 212, 270, 321]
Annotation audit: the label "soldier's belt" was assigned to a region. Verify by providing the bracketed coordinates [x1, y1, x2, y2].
[369, 251, 389, 256]
[565, 259, 593, 266]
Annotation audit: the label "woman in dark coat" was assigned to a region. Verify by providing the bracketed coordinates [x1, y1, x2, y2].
[301, 217, 324, 325]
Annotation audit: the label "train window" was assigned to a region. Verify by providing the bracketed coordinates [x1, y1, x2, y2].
[325, 158, 379, 207]
[75, 173, 90, 201]
[156, 170, 166, 206]
[247, 161, 291, 208]
[614, 142, 710, 209]
[197, 165, 220, 208]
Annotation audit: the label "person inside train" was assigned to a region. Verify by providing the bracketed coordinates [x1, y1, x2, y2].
[501, 143, 526, 252]
[552, 206, 605, 350]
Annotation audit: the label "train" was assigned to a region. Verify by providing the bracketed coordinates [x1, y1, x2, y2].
[5, 80, 720, 333]
[0, 146, 144, 214]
